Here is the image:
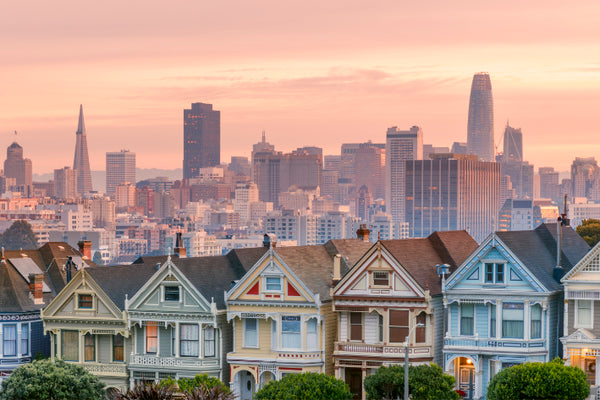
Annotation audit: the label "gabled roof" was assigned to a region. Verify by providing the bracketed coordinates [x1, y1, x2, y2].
[562, 239, 600, 282]
[380, 231, 478, 296]
[495, 223, 589, 292]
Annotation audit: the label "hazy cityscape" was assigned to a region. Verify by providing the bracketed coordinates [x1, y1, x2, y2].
[3, 2, 600, 400]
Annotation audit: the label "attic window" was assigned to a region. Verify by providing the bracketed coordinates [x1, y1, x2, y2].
[265, 276, 282, 291]
[78, 294, 93, 309]
[164, 286, 180, 301]
[373, 271, 389, 286]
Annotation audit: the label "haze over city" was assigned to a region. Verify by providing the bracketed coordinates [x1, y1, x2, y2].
[2, 0, 600, 174]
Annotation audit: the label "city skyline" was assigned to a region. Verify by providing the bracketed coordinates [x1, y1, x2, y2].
[2, 1, 600, 174]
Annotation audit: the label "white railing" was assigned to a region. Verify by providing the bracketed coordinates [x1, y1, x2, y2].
[444, 337, 546, 352]
[334, 342, 432, 357]
[568, 290, 600, 300]
[277, 351, 322, 360]
[129, 354, 219, 369]
[83, 363, 128, 376]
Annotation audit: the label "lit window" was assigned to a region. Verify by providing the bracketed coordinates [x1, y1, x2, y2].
[146, 324, 158, 354]
[266, 277, 281, 291]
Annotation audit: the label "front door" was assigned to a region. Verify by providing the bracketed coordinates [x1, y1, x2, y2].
[345, 368, 362, 400]
[239, 370, 255, 400]
[459, 367, 474, 400]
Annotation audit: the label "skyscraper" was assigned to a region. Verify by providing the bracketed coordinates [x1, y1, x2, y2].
[73, 105, 93, 194]
[183, 102, 220, 179]
[502, 123, 523, 163]
[4, 141, 32, 190]
[106, 150, 136, 196]
[467, 73, 494, 162]
[385, 126, 423, 223]
[53, 166, 77, 199]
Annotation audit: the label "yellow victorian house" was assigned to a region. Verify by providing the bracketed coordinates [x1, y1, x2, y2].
[226, 239, 371, 400]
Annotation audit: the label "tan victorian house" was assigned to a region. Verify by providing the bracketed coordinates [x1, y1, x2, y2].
[332, 231, 477, 400]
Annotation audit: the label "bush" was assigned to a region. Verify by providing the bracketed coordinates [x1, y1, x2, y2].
[486, 358, 589, 400]
[0, 358, 105, 400]
[160, 374, 230, 394]
[111, 382, 174, 400]
[364, 364, 459, 400]
[254, 372, 352, 400]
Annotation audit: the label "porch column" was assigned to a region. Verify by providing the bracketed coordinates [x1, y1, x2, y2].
[50, 332, 55, 361]
[361, 362, 367, 400]
[474, 358, 483, 400]
[198, 322, 203, 359]
[79, 331, 84, 363]
[56, 331, 61, 359]
[596, 355, 600, 387]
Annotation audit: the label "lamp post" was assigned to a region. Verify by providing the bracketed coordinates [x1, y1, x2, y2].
[404, 322, 425, 400]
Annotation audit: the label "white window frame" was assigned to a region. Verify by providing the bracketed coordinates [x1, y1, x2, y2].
[264, 276, 282, 292]
[575, 299, 594, 329]
[20, 323, 29, 356]
[306, 318, 318, 350]
[243, 318, 259, 348]
[281, 315, 302, 350]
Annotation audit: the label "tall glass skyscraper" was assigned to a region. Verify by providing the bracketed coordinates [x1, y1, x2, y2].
[73, 105, 93, 194]
[467, 73, 494, 162]
[183, 102, 220, 179]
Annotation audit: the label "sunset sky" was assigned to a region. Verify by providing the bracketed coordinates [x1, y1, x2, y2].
[2, 0, 600, 174]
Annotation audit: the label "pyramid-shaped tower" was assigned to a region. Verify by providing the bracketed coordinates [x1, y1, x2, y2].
[73, 105, 93, 194]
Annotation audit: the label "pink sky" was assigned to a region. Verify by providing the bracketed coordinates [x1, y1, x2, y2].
[1, 0, 600, 174]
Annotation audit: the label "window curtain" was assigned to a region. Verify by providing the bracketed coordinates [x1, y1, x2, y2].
[502, 303, 524, 338]
[84, 334, 95, 361]
[62, 331, 79, 361]
[204, 327, 215, 357]
[21, 324, 29, 355]
[180, 324, 199, 357]
[460, 304, 474, 336]
[3, 325, 16, 357]
[577, 300, 592, 326]
[531, 304, 542, 339]
[281, 316, 301, 349]
[306, 319, 317, 350]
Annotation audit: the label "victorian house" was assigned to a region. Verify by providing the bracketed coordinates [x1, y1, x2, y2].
[0, 241, 93, 383]
[561, 239, 600, 393]
[442, 223, 589, 400]
[226, 238, 371, 400]
[332, 231, 477, 400]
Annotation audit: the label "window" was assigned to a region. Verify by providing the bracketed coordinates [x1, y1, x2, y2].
[271, 320, 277, 349]
[180, 324, 199, 357]
[204, 327, 215, 357]
[3, 325, 16, 357]
[62, 330, 79, 361]
[460, 304, 474, 336]
[416, 312, 426, 343]
[21, 324, 29, 355]
[373, 271, 389, 286]
[266, 277, 282, 291]
[164, 286, 180, 301]
[484, 263, 505, 284]
[244, 318, 258, 347]
[389, 310, 409, 343]
[378, 314, 384, 342]
[531, 304, 542, 339]
[282, 316, 301, 349]
[84, 334, 95, 361]
[78, 294, 93, 309]
[306, 319, 318, 350]
[113, 335, 124, 362]
[146, 323, 158, 354]
[350, 313, 363, 341]
[577, 300, 593, 328]
[490, 304, 497, 338]
[502, 302, 524, 339]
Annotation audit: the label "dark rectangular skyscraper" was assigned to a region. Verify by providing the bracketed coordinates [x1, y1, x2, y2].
[183, 102, 220, 179]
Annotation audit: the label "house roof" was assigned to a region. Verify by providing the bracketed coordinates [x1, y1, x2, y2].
[495, 223, 590, 292]
[381, 231, 478, 296]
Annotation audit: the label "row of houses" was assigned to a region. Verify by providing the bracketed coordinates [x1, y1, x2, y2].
[2, 223, 600, 399]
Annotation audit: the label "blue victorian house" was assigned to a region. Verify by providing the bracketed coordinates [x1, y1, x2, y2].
[442, 223, 589, 399]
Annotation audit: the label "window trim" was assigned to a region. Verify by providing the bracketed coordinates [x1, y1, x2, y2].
[145, 323, 158, 354]
[372, 271, 390, 287]
[163, 286, 181, 302]
[264, 276, 282, 292]
[84, 333, 96, 362]
[243, 318, 259, 348]
[460, 303, 475, 336]
[2, 324, 17, 357]
[575, 299, 594, 329]
[113, 334, 125, 362]
[180, 323, 200, 357]
[483, 262, 506, 285]
[77, 293, 94, 309]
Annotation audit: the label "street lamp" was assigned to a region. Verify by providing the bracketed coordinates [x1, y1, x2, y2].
[404, 322, 425, 400]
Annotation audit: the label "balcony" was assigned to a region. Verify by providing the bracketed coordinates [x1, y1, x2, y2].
[83, 363, 128, 377]
[444, 336, 547, 353]
[276, 351, 322, 361]
[129, 354, 220, 370]
[334, 342, 432, 358]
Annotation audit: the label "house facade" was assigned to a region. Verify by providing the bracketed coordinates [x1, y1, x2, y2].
[443, 223, 589, 400]
[332, 231, 477, 400]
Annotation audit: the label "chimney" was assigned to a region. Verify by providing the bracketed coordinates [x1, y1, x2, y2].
[78, 241, 92, 260]
[174, 232, 187, 258]
[356, 224, 371, 242]
[332, 254, 342, 284]
[28, 273, 44, 305]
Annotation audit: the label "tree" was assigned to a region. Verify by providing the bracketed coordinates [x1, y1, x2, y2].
[0, 358, 105, 400]
[92, 251, 104, 266]
[0, 220, 38, 251]
[364, 364, 459, 400]
[486, 358, 589, 400]
[254, 372, 352, 400]
[576, 218, 600, 247]
[111, 382, 174, 400]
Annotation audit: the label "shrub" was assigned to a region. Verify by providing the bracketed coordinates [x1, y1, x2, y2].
[111, 382, 175, 400]
[486, 358, 589, 400]
[0, 358, 105, 400]
[254, 372, 352, 400]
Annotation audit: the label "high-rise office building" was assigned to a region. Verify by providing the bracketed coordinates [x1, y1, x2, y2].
[106, 150, 136, 196]
[405, 153, 500, 242]
[183, 102, 220, 179]
[571, 157, 598, 199]
[538, 167, 560, 201]
[53, 167, 77, 199]
[385, 126, 423, 223]
[467, 73, 494, 162]
[73, 105, 93, 194]
[4, 141, 32, 192]
[354, 143, 386, 200]
[502, 123, 523, 163]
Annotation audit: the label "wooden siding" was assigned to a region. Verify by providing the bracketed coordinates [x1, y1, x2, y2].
[217, 313, 231, 383]
[431, 295, 444, 367]
[322, 303, 336, 376]
[159, 326, 172, 357]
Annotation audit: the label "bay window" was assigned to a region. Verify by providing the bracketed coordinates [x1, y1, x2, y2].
[62, 330, 79, 361]
[389, 310, 409, 343]
[84, 334, 95, 361]
[3, 325, 16, 357]
[244, 318, 258, 348]
[415, 312, 426, 343]
[21, 324, 29, 355]
[460, 304, 474, 336]
[531, 304, 542, 339]
[180, 324, 199, 357]
[576, 300, 593, 328]
[490, 304, 496, 338]
[306, 318, 318, 350]
[281, 316, 301, 349]
[350, 313, 362, 341]
[502, 302, 524, 339]
[204, 327, 215, 357]
[113, 334, 124, 362]
[146, 323, 158, 354]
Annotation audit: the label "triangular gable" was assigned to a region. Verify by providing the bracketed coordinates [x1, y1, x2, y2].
[41, 268, 123, 321]
[227, 248, 316, 304]
[126, 257, 212, 313]
[564, 328, 597, 341]
[333, 241, 425, 298]
[445, 234, 547, 293]
[562, 240, 600, 282]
